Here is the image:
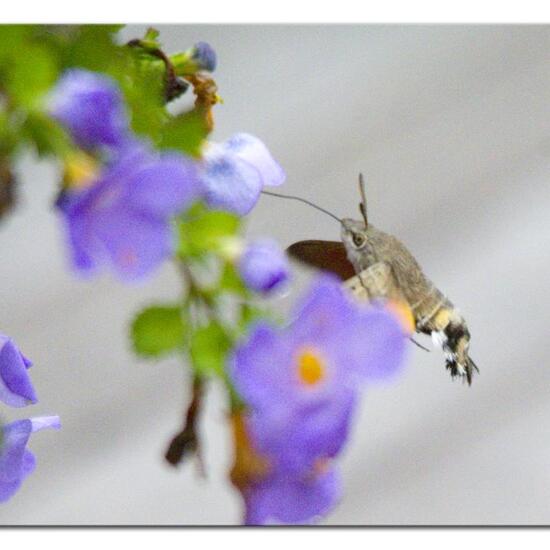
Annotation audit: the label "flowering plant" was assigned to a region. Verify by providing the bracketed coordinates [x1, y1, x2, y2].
[0, 25, 409, 524]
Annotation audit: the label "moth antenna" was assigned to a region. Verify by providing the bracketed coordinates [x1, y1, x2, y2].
[261, 190, 343, 224]
[358, 173, 368, 227]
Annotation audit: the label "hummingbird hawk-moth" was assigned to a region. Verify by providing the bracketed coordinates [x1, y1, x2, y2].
[264, 175, 478, 385]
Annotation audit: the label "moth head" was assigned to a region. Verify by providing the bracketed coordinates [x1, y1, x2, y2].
[341, 218, 368, 250]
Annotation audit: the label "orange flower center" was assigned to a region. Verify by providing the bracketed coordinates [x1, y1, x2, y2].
[297, 348, 326, 386]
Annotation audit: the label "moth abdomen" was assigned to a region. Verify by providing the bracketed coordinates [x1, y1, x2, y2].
[343, 248, 478, 384]
[417, 302, 477, 384]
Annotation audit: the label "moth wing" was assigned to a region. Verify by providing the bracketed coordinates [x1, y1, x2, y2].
[286, 240, 356, 281]
[344, 261, 405, 302]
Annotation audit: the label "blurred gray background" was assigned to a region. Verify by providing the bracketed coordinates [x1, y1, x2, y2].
[1, 24, 550, 525]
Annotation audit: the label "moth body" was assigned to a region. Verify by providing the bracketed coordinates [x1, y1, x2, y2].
[340, 218, 477, 383]
[281, 176, 478, 385]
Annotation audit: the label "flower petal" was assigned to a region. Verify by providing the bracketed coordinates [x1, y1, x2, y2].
[231, 323, 294, 409]
[249, 392, 356, 473]
[93, 208, 174, 282]
[63, 200, 101, 275]
[0, 335, 37, 408]
[288, 274, 357, 352]
[348, 306, 408, 381]
[202, 146, 263, 215]
[0, 419, 32, 485]
[0, 416, 59, 502]
[245, 467, 342, 525]
[128, 153, 202, 217]
[30, 416, 62, 433]
[48, 69, 129, 149]
[190, 42, 217, 72]
[224, 134, 285, 188]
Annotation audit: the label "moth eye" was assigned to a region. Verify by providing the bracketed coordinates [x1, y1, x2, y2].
[352, 233, 365, 247]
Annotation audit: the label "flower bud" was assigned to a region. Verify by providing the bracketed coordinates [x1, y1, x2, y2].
[189, 42, 217, 72]
[238, 239, 290, 293]
[172, 42, 217, 75]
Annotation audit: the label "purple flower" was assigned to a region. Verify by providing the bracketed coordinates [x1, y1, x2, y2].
[238, 239, 290, 293]
[233, 275, 406, 411]
[232, 277, 408, 524]
[58, 142, 202, 281]
[190, 42, 217, 72]
[0, 334, 37, 408]
[244, 466, 341, 525]
[201, 133, 285, 215]
[231, 273, 407, 475]
[48, 69, 129, 149]
[0, 416, 61, 502]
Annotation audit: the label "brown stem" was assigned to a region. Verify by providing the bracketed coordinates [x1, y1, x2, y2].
[0, 159, 15, 221]
[164, 376, 204, 468]
[185, 73, 219, 133]
[126, 39, 188, 102]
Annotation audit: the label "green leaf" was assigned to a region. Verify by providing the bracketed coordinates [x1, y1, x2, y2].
[22, 112, 71, 157]
[6, 44, 57, 107]
[121, 52, 167, 142]
[238, 303, 282, 333]
[158, 109, 208, 158]
[0, 25, 32, 62]
[142, 27, 161, 48]
[131, 305, 186, 358]
[0, 112, 18, 157]
[189, 321, 232, 377]
[61, 25, 123, 73]
[219, 262, 247, 295]
[178, 209, 241, 257]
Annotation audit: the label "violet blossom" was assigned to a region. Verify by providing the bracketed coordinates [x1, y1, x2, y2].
[0, 334, 37, 408]
[48, 69, 129, 150]
[230, 275, 408, 523]
[201, 133, 285, 215]
[238, 238, 290, 293]
[58, 142, 202, 281]
[0, 416, 61, 502]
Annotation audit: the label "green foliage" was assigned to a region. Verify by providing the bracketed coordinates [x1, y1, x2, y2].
[0, 26, 122, 160]
[189, 321, 232, 377]
[0, 25, 32, 62]
[60, 25, 123, 73]
[131, 305, 186, 358]
[219, 263, 247, 295]
[0, 24, 272, 399]
[143, 27, 160, 45]
[121, 52, 168, 143]
[0, 112, 18, 157]
[5, 46, 57, 109]
[158, 109, 209, 158]
[0, 25, 209, 163]
[178, 206, 241, 257]
[21, 112, 71, 157]
[240, 303, 271, 327]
